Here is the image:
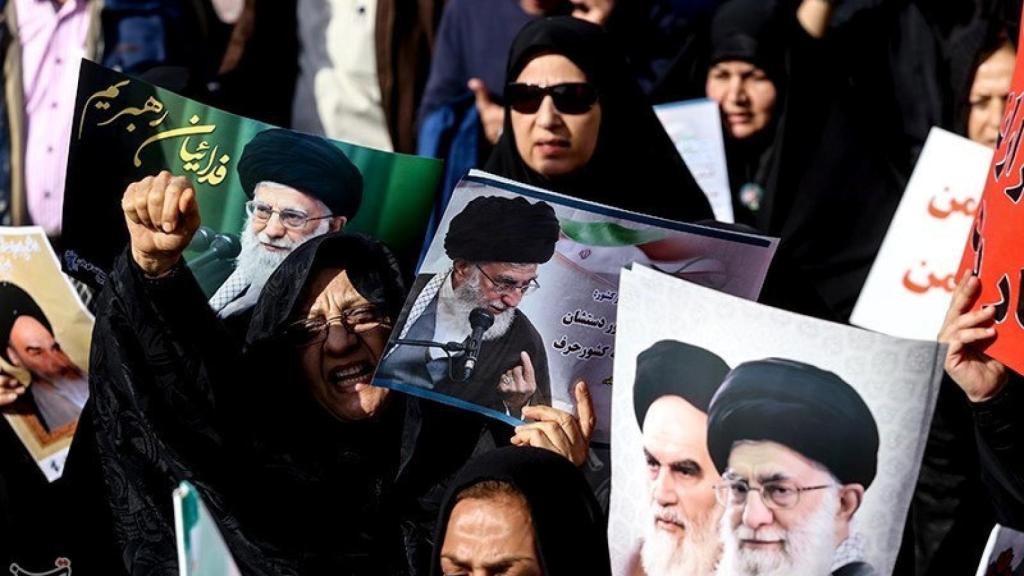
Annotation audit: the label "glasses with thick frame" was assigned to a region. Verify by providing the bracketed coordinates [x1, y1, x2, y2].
[713, 478, 834, 510]
[279, 304, 392, 347]
[245, 200, 334, 230]
[475, 265, 540, 296]
[505, 82, 599, 115]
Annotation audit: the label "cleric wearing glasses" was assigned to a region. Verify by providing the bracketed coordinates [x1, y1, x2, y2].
[375, 195, 558, 419]
[484, 16, 713, 223]
[707, 359, 879, 576]
[208, 128, 363, 327]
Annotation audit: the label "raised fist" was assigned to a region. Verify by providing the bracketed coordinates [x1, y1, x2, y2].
[121, 171, 201, 276]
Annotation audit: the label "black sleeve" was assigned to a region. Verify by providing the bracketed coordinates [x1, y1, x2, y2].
[63, 249, 248, 572]
[970, 371, 1024, 529]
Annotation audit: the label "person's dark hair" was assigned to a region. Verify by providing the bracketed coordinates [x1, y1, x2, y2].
[951, 20, 1018, 135]
[456, 479, 528, 506]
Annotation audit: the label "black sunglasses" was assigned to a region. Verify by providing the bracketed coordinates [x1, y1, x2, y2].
[505, 82, 599, 115]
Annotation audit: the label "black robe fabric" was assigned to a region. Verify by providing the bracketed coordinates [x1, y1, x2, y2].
[428, 446, 610, 576]
[969, 372, 1024, 530]
[62, 232, 408, 576]
[483, 16, 713, 223]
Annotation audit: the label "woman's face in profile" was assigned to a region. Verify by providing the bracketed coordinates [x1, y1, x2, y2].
[510, 54, 602, 178]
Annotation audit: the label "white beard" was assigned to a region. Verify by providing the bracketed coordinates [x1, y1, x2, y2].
[717, 489, 838, 576]
[234, 213, 330, 298]
[445, 269, 516, 341]
[641, 502, 722, 576]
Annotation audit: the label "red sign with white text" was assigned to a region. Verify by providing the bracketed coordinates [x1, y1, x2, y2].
[957, 15, 1024, 375]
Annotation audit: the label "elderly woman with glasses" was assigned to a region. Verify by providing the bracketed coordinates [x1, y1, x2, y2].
[64, 172, 410, 575]
[484, 16, 713, 223]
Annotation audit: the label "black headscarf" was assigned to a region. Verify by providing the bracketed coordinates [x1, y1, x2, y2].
[707, 358, 879, 488]
[430, 446, 611, 576]
[949, 15, 1018, 138]
[237, 128, 364, 219]
[709, 0, 786, 83]
[443, 196, 560, 263]
[484, 16, 713, 223]
[0, 281, 51, 363]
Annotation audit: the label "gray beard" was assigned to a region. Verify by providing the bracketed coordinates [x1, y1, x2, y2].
[717, 488, 839, 576]
[234, 213, 330, 298]
[641, 501, 722, 576]
[444, 271, 516, 341]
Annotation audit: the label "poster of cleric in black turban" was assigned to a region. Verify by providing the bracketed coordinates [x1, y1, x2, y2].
[0, 228, 94, 481]
[372, 170, 778, 440]
[608, 265, 945, 576]
[62, 60, 442, 298]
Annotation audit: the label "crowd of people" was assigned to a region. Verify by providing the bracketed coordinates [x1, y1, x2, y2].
[1, 0, 1023, 575]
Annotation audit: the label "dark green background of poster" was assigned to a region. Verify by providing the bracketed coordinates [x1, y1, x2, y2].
[63, 60, 442, 290]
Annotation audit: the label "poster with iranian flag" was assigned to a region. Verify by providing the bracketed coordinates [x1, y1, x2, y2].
[373, 170, 778, 444]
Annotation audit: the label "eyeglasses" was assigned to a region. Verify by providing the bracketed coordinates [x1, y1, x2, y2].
[714, 480, 833, 510]
[246, 200, 333, 230]
[279, 304, 392, 347]
[475, 265, 540, 296]
[505, 82, 599, 115]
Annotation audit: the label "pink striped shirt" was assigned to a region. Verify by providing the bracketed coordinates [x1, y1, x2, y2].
[15, 0, 90, 236]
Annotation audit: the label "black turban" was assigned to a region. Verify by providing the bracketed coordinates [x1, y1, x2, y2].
[237, 128, 363, 219]
[707, 358, 879, 489]
[444, 196, 560, 263]
[0, 281, 52, 363]
[633, 340, 730, 428]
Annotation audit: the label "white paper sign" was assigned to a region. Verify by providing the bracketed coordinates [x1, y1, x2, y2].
[851, 128, 992, 340]
[610, 266, 944, 576]
[655, 99, 734, 223]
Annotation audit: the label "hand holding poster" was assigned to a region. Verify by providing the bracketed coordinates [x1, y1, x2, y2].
[609, 265, 944, 576]
[654, 99, 735, 223]
[63, 60, 442, 292]
[956, 8, 1024, 375]
[0, 227, 94, 481]
[852, 128, 990, 339]
[372, 170, 777, 445]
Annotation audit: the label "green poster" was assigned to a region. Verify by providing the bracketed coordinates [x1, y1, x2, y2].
[62, 59, 442, 290]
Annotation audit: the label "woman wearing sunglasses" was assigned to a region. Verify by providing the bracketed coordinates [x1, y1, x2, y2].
[484, 16, 714, 223]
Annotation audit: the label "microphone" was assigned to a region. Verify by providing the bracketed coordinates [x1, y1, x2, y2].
[189, 233, 241, 268]
[462, 307, 495, 380]
[187, 226, 216, 253]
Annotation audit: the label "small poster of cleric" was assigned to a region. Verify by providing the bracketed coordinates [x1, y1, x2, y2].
[372, 170, 777, 444]
[977, 525, 1024, 576]
[609, 265, 944, 576]
[63, 60, 442, 295]
[0, 227, 94, 481]
[852, 128, 990, 340]
[956, 6, 1024, 375]
[654, 99, 734, 223]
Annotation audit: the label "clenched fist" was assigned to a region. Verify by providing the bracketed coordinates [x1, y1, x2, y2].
[122, 171, 201, 276]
